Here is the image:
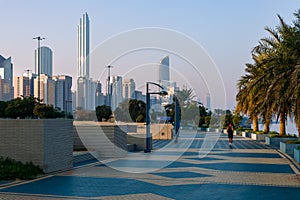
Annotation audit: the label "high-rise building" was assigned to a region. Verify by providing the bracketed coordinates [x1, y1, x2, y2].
[95, 81, 104, 107]
[77, 12, 90, 78]
[34, 74, 55, 106]
[158, 56, 169, 84]
[123, 78, 136, 100]
[14, 76, 31, 98]
[0, 55, 13, 87]
[0, 55, 13, 101]
[53, 75, 72, 113]
[111, 76, 123, 111]
[76, 12, 95, 110]
[35, 46, 53, 77]
[206, 93, 211, 111]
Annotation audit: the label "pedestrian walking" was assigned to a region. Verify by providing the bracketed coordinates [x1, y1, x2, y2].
[227, 123, 234, 147]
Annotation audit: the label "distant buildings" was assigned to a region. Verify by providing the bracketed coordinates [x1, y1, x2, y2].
[0, 55, 13, 101]
[35, 46, 53, 77]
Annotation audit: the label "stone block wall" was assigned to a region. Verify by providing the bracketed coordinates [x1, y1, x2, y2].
[73, 121, 127, 158]
[0, 119, 73, 173]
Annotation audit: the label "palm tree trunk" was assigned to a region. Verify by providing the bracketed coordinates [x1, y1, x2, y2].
[263, 117, 270, 133]
[253, 115, 259, 132]
[279, 112, 286, 136]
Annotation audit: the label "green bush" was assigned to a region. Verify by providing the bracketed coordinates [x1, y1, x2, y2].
[254, 131, 265, 134]
[0, 157, 43, 180]
[244, 129, 253, 132]
[286, 140, 300, 144]
[269, 133, 296, 138]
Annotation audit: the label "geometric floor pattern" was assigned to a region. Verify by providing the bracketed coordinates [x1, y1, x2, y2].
[1, 132, 300, 200]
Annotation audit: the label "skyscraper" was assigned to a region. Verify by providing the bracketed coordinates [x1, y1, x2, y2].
[77, 12, 89, 78]
[111, 76, 123, 111]
[14, 76, 31, 98]
[34, 74, 55, 106]
[76, 12, 95, 110]
[53, 75, 72, 113]
[158, 56, 169, 84]
[123, 78, 136, 100]
[0, 55, 13, 101]
[35, 46, 53, 77]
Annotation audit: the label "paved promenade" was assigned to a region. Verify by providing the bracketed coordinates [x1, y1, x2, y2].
[1, 132, 300, 200]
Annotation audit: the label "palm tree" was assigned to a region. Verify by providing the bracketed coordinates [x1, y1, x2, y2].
[236, 63, 261, 132]
[251, 14, 296, 136]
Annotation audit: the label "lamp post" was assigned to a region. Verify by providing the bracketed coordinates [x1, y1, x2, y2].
[106, 65, 113, 108]
[174, 95, 180, 143]
[144, 82, 168, 153]
[33, 36, 45, 101]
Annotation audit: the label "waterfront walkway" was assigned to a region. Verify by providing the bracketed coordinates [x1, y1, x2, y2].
[1, 132, 300, 200]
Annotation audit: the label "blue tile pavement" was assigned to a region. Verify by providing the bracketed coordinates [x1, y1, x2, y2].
[2, 176, 300, 200]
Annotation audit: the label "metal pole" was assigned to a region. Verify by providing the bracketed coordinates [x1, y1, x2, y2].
[33, 36, 45, 101]
[174, 96, 180, 143]
[145, 83, 151, 152]
[106, 65, 113, 108]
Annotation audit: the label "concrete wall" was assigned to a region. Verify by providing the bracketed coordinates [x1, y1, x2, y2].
[0, 119, 73, 173]
[73, 121, 127, 158]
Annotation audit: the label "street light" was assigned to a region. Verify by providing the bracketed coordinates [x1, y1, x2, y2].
[106, 65, 113, 108]
[33, 36, 45, 101]
[144, 82, 168, 153]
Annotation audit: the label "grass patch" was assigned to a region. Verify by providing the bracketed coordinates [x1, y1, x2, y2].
[0, 157, 43, 180]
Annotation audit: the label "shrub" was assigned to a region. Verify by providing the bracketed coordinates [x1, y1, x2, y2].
[269, 133, 296, 138]
[286, 140, 300, 144]
[0, 157, 43, 180]
[254, 131, 264, 134]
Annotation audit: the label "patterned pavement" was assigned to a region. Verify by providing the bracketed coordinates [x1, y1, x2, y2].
[1, 132, 300, 200]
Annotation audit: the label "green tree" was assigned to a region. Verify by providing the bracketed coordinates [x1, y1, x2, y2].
[33, 104, 63, 119]
[96, 105, 112, 122]
[128, 99, 146, 122]
[0, 101, 7, 118]
[5, 96, 39, 119]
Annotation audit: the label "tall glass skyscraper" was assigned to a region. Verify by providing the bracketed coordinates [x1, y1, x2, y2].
[35, 46, 53, 77]
[158, 56, 169, 84]
[77, 12, 95, 110]
[77, 12, 90, 78]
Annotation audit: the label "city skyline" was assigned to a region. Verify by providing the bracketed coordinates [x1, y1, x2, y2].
[0, 1, 299, 109]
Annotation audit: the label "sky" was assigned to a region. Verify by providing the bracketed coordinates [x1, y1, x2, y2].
[1, 0, 300, 109]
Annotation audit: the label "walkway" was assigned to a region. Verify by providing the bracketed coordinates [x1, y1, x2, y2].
[1, 132, 300, 200]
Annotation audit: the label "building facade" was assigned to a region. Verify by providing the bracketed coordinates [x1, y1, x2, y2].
[35, 46, 53, 77]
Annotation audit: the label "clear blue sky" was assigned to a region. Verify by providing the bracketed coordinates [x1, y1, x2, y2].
[1, 0, 299, 109]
